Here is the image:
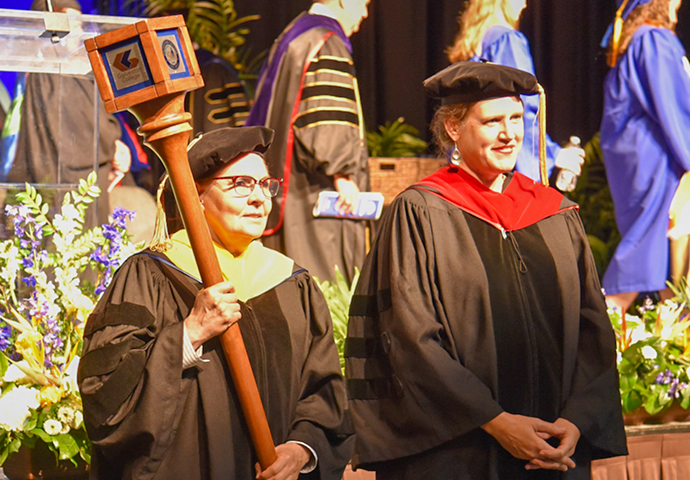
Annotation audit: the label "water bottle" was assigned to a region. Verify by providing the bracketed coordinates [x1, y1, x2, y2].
[555, 136, 581, 192]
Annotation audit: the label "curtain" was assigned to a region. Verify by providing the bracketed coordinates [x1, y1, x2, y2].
[107, 0, 690, 148]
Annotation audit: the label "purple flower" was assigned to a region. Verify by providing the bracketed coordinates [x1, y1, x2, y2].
[13, 224, 25, 238]
[102, 224, 119, 241]
[22, 257, 33, 268]
[669, 378, 682, 398]
[90, 247, 111, 267]
[656, 369, 674, 385]
[22, 275, 36, 288]
[638, 297, 655, 315]
[109, 244, 121, 257]
[0, 324, 11, 351]
[44, 332, 63, 349]
[110, 207, 135, 229]
[95, 284, 107, 296]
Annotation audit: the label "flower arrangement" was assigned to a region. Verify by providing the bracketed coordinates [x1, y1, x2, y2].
[0, 173, 137, 467]
[610, 292, 690, 419]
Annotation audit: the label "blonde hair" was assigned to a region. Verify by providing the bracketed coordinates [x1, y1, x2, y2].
[611, 0, 675, 62]
[447, 0, 521, 63]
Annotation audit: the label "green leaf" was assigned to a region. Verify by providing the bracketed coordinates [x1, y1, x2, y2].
[30, 428, 52, 443]
[681, 385, 690, 409]
[8, 437, 21, 455]
[619, 372, 637, 392]
[367, 117, 428, 157]
[23, 416, 37, 432]
[54, 434, 79, 460]
[622, 389, 643, 413]
[618, 357, 637, 375]
[0, 352, 7, 378]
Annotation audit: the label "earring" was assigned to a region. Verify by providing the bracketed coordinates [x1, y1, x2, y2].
[451, 143, 461, 166]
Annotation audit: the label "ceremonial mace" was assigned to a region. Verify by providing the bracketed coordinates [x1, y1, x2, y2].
[84, 16, 277, 468]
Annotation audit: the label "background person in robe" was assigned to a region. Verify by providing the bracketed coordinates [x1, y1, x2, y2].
[345, 62, 627, 479]
[600, 0, 690, 314]
[245, 0, 371, 285]
[78, 127, 353, 480]
[447, 0, 585, 185]
[4, 0, 131, 225]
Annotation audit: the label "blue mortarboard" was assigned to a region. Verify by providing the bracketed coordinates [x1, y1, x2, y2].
[601, 0, 654, 48]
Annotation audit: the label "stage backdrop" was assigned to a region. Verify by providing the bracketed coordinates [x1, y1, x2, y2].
[231, 0, 690, 150]
[1, 0, 688, 149]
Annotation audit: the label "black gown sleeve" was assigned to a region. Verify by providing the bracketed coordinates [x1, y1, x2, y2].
[78, 254, 192, 468]
[346, 191, 504, 464]
[287, 272, 354, 480]
[560, 210, 628, 458]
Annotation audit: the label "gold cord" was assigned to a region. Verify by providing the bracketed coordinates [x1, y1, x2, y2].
[537, 84, 548, 187]
[148, 173, 173, 253]
[608, 0, 631, 67]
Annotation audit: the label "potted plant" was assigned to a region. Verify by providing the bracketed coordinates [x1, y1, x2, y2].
[134, 0, 263, 81]
[0, 173, 137, 476]
[367, 118, 442, 205]
[610, 288, 690, 425]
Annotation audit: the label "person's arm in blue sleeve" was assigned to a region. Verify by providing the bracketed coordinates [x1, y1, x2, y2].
[638, 28, 690, 173]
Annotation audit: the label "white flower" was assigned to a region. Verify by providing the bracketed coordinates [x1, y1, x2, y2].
[57, 406, 75, 423]
[0, 386, 40, 431]
[0, 244, 19, 284]
[71, 410, 83, 429]
[630, 326, 652, 344]
[43, 419, 62, 436]
[60, 203, 80, 222]
[63, 357, 80, 394]
[641, 346, 658, 360]
[3, 363, 30, 383]
[59, 421, 71, 435]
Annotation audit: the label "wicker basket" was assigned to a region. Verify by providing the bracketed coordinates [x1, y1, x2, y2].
[369, 157, 447, 204]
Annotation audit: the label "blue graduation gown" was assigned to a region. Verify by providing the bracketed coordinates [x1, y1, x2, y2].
[600, 25, 690, 295]
[471, 25, 561, 180]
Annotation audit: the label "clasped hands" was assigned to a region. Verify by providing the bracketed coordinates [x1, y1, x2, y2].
[482, 412, 580, 471]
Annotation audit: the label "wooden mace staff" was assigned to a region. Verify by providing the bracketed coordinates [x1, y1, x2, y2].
[84, 15, 277, 468]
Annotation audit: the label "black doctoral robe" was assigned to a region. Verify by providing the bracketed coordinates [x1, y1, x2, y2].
[247, 11, 369, 284]
[345, 167, 627, 479]
[78, 249, 353, 480]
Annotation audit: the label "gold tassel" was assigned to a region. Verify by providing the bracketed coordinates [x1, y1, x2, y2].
[537, 84, 548, 187]
[608, 0, 630, 67]
[148, 173, 173, 252]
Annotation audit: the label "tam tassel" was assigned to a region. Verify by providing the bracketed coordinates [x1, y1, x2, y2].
[537, 84, 548, 186]
[148, 173, 173, 252]
[608, 0, 630, 67]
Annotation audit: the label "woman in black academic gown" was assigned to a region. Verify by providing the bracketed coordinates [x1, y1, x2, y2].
[345, 62, 627, 479]
[78, 127, 352, 480]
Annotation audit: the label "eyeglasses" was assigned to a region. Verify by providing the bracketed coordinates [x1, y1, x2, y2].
[213, 175, 283, 198]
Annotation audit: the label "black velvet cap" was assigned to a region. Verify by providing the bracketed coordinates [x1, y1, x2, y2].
[424, 61, 540, 105]
[187, 126, 274, 181]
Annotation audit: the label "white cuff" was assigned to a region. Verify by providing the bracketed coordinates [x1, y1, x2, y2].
[287, 441, 318, 474]
[182, 325, 209, 369]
